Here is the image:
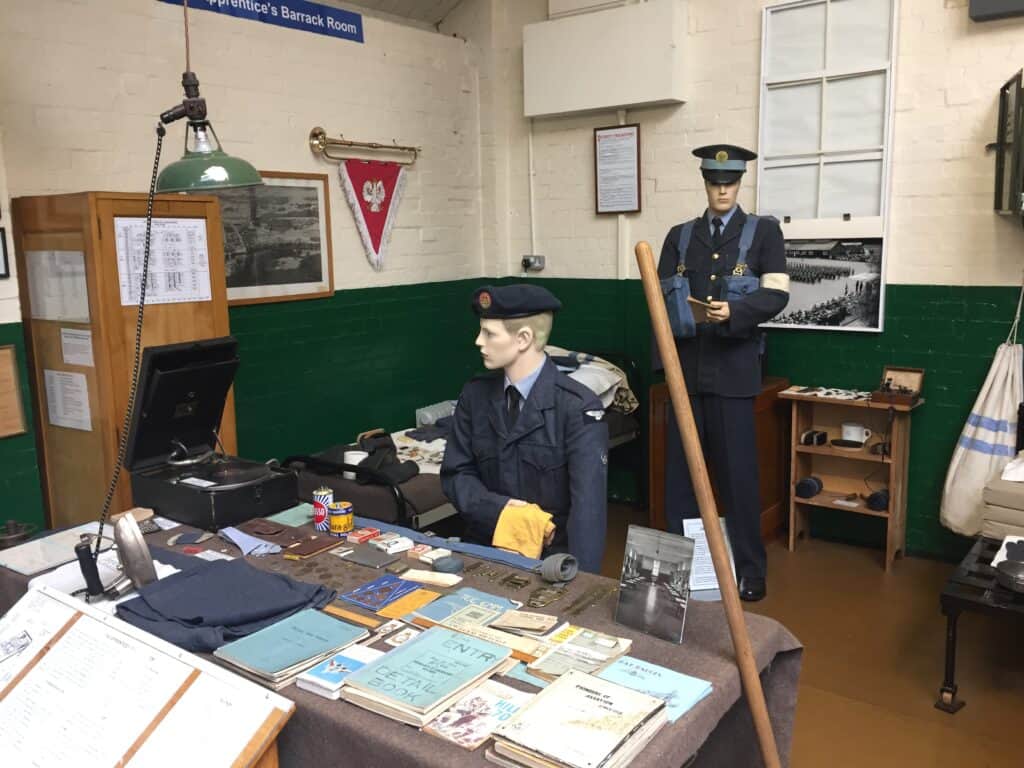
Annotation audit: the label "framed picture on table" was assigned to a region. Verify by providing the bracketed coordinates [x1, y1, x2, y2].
[211, 171, 334, 305]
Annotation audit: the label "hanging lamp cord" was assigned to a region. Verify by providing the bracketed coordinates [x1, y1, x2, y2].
[184, 0, 191, 72]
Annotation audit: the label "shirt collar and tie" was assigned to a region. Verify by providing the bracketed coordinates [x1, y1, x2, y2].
[504, 357, 546, 427]
[707, 205, 738, 240]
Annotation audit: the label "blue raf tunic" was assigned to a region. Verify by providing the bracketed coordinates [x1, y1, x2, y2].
[441, 357, 609, 573]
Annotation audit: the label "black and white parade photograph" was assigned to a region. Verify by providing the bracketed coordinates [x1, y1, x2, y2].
[613, 525, 693, 644]
[213, 171, 334, 305]
[767, 237, 884, 331]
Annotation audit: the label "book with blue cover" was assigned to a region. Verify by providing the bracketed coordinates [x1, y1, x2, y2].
[341, 626, 513, 726]
[410, 587, 517, 625]
[296, 644, 384, 700]
[340, 574, 421, 612]
[213, 609, 368, 687]
[596, 655, 712, 723]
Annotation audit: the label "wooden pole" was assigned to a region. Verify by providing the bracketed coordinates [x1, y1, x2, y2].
[635, 240, 782, 768]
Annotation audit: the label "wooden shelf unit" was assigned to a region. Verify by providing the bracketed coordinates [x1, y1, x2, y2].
[781, 390, 921, 570]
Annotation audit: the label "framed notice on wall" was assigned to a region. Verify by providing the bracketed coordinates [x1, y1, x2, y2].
[0, 345, 27, 438]
[594, 124, 641, 214]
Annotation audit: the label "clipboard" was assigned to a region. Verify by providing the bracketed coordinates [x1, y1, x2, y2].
[688, 296, 713, 324]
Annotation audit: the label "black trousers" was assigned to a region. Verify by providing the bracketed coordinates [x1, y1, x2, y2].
[664, 394, 766, 580]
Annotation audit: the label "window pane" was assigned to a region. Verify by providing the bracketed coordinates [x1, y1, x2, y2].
[829, 0, 891, 71]
[764, 82, 822, 156]
[820, 159, 882, 217]
[759, 164, 819, 220]
[824, 74, 886, 150]
[766, 3, 826, 79]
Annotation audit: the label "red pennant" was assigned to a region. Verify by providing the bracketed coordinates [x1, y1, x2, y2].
[340, 159, 406, 271]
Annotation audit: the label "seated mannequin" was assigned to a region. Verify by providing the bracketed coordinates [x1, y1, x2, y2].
[440, 284, 609, 573]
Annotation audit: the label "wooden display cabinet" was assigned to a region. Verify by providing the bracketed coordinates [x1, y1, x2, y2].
[780, 390, 922, 570]
[648, 376, 791, 537]
[11, 192, 237, 529]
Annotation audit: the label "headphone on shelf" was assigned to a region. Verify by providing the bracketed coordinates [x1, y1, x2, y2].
[800, 429, 828, 446]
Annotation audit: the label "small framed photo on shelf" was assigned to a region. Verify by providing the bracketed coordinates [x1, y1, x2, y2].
[0, 228, 9, 278]
[211, 171, 334, 306]
[594, 124, 641, 214]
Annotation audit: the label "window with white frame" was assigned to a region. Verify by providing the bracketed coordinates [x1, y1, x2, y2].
[757, 0, 895, 233]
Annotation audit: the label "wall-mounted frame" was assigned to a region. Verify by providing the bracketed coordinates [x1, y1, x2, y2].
[994, 69, 1023, 216]
[764, 236, 884, 331]
[0, 227, 9, 278]
[210, 171, 334, 305]
[0, 345, 27, 438]
[594, 124, 641, 214]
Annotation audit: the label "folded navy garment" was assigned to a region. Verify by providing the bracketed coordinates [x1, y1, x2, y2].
[116, 558, 335, 652]
[406, 415, 453, 442]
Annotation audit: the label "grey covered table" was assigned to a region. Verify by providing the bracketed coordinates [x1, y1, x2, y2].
[0, 524, 802, 767]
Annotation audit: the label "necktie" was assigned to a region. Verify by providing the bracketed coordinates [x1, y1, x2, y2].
[506, 385, 521, 428]
[712, 216, 723, 247]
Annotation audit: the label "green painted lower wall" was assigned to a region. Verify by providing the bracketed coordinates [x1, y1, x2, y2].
[2, 280, 1015, 561]
[0, 322, 43, 528]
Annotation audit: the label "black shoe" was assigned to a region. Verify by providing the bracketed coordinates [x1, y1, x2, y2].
[738, 576, 766, 602]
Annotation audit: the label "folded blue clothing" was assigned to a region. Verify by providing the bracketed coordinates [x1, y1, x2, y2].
[115, 558, 335, 652]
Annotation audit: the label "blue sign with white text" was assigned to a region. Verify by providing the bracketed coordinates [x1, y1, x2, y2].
[158, 0, 364, 44]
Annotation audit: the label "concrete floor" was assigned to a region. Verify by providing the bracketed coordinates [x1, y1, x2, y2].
[601, 504, 1023, 767]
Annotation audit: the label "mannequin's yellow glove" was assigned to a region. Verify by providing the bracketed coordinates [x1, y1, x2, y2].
[492, 501, 555, 559]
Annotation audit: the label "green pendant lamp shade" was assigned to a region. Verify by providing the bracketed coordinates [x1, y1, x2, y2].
[156, 122, 262, 193]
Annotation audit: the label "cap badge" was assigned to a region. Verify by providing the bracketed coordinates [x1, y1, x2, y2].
[715, 150, 729, 163]
[478, 291, 492, 309]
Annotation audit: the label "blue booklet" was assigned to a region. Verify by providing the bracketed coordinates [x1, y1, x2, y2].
[340, 574, 420, 612]
[213, 609, 368, 677]
[409, 587, 516, 624]
[597, 655, 712, 723]
[343, 626, 512, 713]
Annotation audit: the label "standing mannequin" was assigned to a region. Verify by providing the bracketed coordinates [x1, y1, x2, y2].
[656, 144, 789, 601]
[441, 285, 609, 573]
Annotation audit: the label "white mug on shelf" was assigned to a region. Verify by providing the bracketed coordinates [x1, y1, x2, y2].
[841, 422, 872, 444]
[342, 450, 369, 480]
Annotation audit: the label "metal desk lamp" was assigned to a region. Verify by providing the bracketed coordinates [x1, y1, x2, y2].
[78, 0, 261, 596]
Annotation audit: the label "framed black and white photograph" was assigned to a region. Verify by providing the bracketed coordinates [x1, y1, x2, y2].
[766, 237, 884, 331]
[0, 228, 9, 278]
[613, 525, 692, 644]
[594, 124, 641, 214]
[212, 171, 334, 306]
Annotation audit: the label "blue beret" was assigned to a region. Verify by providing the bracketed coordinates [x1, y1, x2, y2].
[472, 284, 562, 319]
[693, 144, 757, 184]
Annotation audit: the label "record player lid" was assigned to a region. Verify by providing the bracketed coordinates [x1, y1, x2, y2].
[125, 337, 240, 471]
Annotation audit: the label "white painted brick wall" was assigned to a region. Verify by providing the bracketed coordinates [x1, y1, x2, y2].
[484, 0, 1024, 285]
[0, 0, 487, 325]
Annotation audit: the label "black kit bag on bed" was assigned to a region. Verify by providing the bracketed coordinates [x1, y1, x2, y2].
[353, 430, 419, 486]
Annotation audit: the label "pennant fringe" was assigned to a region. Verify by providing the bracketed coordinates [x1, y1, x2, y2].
[340, 163, 407, 272]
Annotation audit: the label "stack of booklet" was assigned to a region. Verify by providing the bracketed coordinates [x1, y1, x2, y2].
[341, 626, 513, 726]
[488, 669, 667, 768]
[213, 609, 369, 690]
[526, 625, 632, 682]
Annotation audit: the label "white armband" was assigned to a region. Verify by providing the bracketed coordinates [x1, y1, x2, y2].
[760, 273, 790, 292]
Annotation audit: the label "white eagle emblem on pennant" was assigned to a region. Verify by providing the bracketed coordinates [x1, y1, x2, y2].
[362, 179, 386, 212]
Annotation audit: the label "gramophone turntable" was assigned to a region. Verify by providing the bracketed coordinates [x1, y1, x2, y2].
[125, 337, 297, 531]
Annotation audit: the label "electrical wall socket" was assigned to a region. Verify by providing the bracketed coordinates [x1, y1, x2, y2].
[521, 255, 545, 272]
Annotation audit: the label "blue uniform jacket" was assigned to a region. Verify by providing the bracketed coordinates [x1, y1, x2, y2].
[656, 206, 789, 397]
[441, 357, 609, 573]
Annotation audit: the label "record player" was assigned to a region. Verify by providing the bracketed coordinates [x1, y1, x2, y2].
[125, 337, 297, 531]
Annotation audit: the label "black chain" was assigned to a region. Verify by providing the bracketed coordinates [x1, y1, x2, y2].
[94, 123, 166, 557]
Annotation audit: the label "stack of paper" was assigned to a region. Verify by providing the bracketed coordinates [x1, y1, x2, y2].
[296, 645, 384, 700]
[490, 610, 559, 636]
[410, 587, 517, 625]
[596, 656, 712, 723]
[489, 669, 667, 768]
[341, 626, 512, 726]
[213, 609, 368, 690]
[526, 625, 632, 682]
[423, 679, 534, 750]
